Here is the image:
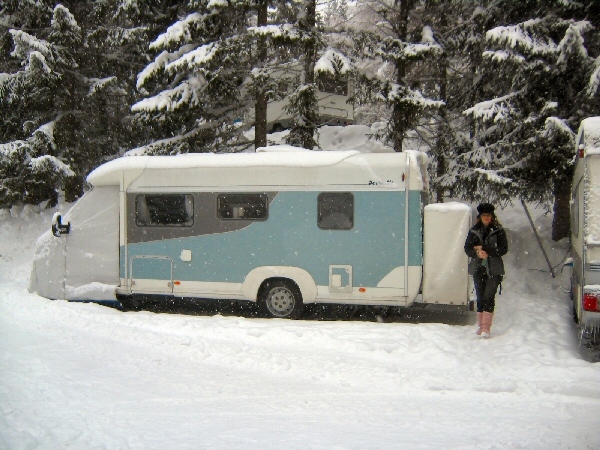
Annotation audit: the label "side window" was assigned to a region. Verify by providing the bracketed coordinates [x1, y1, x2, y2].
[318, 192, 354, 230]
[136, 194, 194, 227]
[217, 194, 268, 220]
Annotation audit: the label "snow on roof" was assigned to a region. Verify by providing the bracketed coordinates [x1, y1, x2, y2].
[315, 49, 352, 75]
[255, 144, 312, 152]
[580, 116, 600, 155]
[581, 117, 600, 138]
[425, 202, 471, 213]
[87, 148, 363, 185]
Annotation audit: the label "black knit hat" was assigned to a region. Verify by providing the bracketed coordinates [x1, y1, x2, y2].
[477, 203, 495, 215]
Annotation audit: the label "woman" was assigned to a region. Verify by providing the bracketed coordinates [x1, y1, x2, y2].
[464, 203, 508, 338]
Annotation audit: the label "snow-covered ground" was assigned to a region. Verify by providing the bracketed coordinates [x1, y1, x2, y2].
[2, 128, 600, 449]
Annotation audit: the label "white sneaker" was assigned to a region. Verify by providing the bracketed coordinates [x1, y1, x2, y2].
[481, 331, 490, 339]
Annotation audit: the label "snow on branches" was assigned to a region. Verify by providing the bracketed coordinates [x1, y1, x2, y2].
[30, 155, 75, 178]
[382, 84, 444, 108]
[543, 116, 575, 140]
[587, 56, 600, 98]
[9, 30, 54, 64]
[463, 92, 520, 122]
[486, 19, 557, 57]
[378, 26, 442, 64]
[150, 13, 204, 51]
[247, 24, 298, 40]
[132, 78, 205, 113]
[165, 43, 218, 74]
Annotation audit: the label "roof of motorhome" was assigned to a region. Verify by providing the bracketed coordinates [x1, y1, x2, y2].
[579, 117, 600, 155]
[87, 148, 427, 187]
[425, 202, 471, 213]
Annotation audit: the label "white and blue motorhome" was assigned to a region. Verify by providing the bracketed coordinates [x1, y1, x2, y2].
[570, 117, 600, 337]
[30, 148, 471, 318]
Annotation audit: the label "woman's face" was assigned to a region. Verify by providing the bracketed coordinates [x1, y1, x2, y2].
[480, 213, 493, 226]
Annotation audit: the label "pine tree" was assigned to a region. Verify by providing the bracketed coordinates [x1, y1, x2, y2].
[0, 1, 163, 207]
[247, 0, 306, 149]
[133, 0, 261, 155]
[279, 0, 354, 150]
[351, 0, 444, 152]
[461, 0, 600, 240]
[285, 0, 321, 149]
[415, 1, 500, 203]
[0, 5, 81, 207]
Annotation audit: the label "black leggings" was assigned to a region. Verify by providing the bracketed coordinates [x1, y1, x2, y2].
[473, 269, 502, 313]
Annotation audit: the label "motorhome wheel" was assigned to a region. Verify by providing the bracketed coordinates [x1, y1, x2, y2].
[261, 280, 303, 319]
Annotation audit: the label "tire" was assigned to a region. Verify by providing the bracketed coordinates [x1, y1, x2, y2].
[271, 123, 284, 133]
[260, 279, 304, 319]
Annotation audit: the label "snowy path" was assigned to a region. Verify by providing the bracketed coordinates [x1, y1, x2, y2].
[1, 205, 600, 449]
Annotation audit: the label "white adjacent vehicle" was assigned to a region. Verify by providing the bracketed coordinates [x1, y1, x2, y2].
[570, 117, 600, 340]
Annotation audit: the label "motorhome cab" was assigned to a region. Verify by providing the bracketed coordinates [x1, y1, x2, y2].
[30, 148, 471, 318]
[570, 117, 600, 337]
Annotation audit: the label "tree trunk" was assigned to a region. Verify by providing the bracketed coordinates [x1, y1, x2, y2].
[254, 1, 268, 150]
[435, 49, 448, 203]
[436, 154, 445, 203]
[552, 179, 570, 241]
[301, 0, 317, 150]
[390, 0, 415, 152]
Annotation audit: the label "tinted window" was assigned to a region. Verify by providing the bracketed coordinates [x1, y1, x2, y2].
[218, 194, 268, 220]
[318, 193, 353, 230]
[136, 194, 193, 226]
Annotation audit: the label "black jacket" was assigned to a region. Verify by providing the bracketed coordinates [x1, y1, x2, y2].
[464, 221, 508, 276]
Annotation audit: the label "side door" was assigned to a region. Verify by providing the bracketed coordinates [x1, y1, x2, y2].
[130, 255, 173, 294]
[127, 193, 194, 296]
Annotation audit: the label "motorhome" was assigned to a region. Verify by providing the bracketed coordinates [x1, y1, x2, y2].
[249, 64, 354, 132]
[570, 116, 600, 337]
[267, 73, 354, 132]
[29, 148, 471, 318]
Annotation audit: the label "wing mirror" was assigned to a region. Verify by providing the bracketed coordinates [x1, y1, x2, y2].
[52, 214, 71, 237]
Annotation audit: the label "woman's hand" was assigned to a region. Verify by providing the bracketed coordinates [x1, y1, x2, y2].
[473, 245, 487, 258]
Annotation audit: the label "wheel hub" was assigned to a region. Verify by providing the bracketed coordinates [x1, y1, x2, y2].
[267, 287, 295, 316]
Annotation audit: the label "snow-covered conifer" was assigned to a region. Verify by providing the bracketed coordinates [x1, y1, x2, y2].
[0, 1, 159, 207]
[133, 1, 261, 155]
[350, 0, 444, 152]
[460, 1, 600, 240]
